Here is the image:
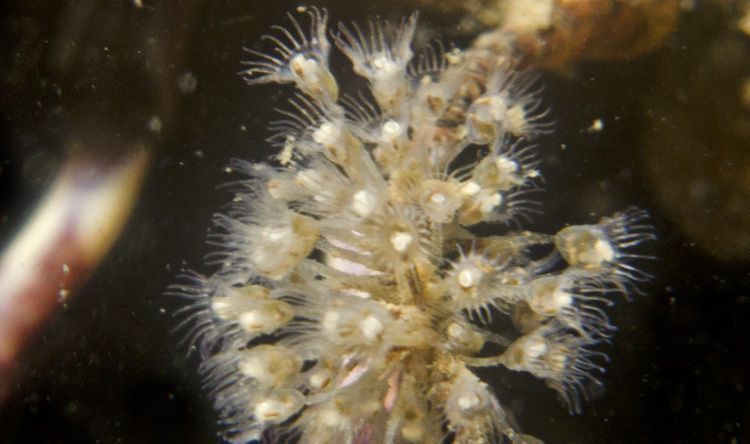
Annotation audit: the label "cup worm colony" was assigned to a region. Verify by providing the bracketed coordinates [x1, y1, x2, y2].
[170, 7, 655, 443]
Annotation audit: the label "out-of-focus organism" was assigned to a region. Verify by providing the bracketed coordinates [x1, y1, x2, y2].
[0, 0, 200, 401]
[0, 148, 148, 399]
[393, 0, 680, 69]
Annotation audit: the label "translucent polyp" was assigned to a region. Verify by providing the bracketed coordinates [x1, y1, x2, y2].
[210, 284, 271, 320]
[526, 275, 573, 316]
[237, 344, 302, 389]
[252, 213, 320, 279]
[253, 389, 306, 423]
[555, 224, 615, 269]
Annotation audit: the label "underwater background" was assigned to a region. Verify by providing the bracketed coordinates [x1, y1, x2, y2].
[1, 0, 749, 442]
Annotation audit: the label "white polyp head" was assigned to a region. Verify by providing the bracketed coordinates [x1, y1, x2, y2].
[459, 181, 481, 196]
[593, 239, 616, 262]
[450, 252, 492, 295]
[237, 310, 265, 332]
[488, 94, 509, 121]
[308, 370, 332, 390]
[443, 320, 485, 353]
[478, 192, 502, 214]
[360, 314, 384, 341]
[457, 267, 482, 290]
[290, 53, 321, 83]
[371, 54, 399, 73]
[523, 336, 548, 360]
[210, 285, 270, 320]
[352, 189, 376, 217]
[254, 390, 305, 423]
[211, 299, 231, 315]
[312, 121, 341, 146]
[238, 300, 294, 334]
[390, 231, 413, 253]
[320, 300, 392, 346]
[238, 354, 268, 381]
[556, 225, 616, 269]
[254, 399, 282, 420]
[528, 276, 573, 316]
[238, 345, 301, 388]
[506, 104, 528, 136]
[290, 52, 339, 100]
[457, 393, 480, 410]
[471, 153, 523, 191]
[421, 180, 462, 223]
[322, 309, 341, 333]
[496, 156, 518, 175]
[430, 192, 446, 204]
[253, 213, 319, 279]
[552, 286, 573, 309]
[505, 334, 551, 371]
[367, 54, 407, 107]
[447, 322, 465, 339]
[445, 367, 489, 426]
[380, 119, 403, 143]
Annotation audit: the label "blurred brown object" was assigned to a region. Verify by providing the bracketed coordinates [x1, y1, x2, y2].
[409, 0, 680, 69]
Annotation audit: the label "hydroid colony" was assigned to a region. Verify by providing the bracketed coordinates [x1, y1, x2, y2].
[172, 7, 654, 443]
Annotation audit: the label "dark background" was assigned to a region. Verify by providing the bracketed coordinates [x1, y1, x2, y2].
[1, 1, 749, 443]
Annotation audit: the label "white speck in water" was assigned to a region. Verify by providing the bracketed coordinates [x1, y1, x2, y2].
[148, 116, 162, 133]
[177, 71, 198, 94]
